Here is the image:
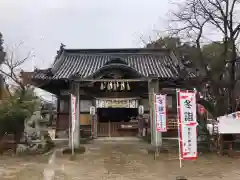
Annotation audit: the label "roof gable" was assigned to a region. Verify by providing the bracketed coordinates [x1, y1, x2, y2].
[104, 57, 128, 66]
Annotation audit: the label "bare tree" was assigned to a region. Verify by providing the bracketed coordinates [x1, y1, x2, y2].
[169, 0, 240, 115]
[0, 42, 34, 95]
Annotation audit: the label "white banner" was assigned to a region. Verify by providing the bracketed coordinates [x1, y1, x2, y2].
[180, 124, 198, 159]
[154, 94, 167, 132]
[177, 90, 198, 160]
[71, 94, 76, 132]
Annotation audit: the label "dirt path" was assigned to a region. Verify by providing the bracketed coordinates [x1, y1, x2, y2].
[55, 142, 240, 180]
[1, 141, 240, 179]
[0, 155, 49, 180]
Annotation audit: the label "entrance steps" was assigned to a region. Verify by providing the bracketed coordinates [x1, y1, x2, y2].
[93, 137, 143, 144]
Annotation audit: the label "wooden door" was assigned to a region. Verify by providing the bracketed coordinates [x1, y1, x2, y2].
[98, 122, 110, 137]
[98, 122, 122, 137]
[109, 122, 121, 137]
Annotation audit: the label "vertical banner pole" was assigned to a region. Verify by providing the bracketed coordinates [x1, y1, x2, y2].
[176, 89, 182, 168]
[176, 89, 198, 168]
[154, 93, 158, 158]
[154, 93, 168, 159]
[71, 94, 76, 155]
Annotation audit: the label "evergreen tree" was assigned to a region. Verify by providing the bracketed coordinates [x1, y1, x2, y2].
[0, 32, 5, 64]
[0, 32, 3, 52]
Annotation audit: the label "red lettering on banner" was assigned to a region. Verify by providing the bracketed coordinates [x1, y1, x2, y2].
[177, 90, 198, 161]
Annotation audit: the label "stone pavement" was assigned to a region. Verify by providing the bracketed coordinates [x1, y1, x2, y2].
[1, 140, 240, 179]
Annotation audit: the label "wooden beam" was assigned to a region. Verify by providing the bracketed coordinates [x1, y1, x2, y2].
[72, 78, 149, 82]
[93, 92, 143, 98]
[60, 89, 86, 95]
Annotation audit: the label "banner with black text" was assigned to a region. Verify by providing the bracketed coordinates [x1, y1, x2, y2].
[177, 90, 198, 160]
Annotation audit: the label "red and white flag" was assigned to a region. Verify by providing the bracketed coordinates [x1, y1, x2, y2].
[177, 90, 198, 160]
[71, 94, 76, 132]
[154, 94, 167, 132]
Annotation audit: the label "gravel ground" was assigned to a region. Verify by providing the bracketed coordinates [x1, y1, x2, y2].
[1, 141, 240, 180]
[0, 155, 49, 180]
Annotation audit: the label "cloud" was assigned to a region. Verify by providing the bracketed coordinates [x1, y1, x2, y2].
[0, 0, 170, 68]
[0, 0, 171, 98]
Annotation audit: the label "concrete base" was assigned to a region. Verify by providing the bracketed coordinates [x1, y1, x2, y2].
[147, 146, 168, 154]
[53, 138, 69, 147]
[95, 137, 140, 141]
[93, 137, 142, 144]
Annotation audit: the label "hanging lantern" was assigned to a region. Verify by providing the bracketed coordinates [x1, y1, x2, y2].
[100, 82, 104, 90]
[120, 82, 125, 91]
[138, 105, 144, 115]
[127, 82, 130, 91]
[90, 106, 96, 115]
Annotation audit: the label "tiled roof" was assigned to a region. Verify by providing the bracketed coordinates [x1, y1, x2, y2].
[32, 69, 52, 80]
[33, 48, 195, 80]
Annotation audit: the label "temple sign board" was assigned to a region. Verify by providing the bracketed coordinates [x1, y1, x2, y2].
[96, 98, 138, 108]
[218, 111, 240, 134]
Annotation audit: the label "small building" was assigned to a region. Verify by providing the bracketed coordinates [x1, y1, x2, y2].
[24, 46, 195, 141]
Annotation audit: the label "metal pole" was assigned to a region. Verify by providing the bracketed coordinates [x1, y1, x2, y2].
[151, 88, 156, 146]
[153, 93, 159, 159]
[176, 89, 182, 168]
[68, 87, 72, 149]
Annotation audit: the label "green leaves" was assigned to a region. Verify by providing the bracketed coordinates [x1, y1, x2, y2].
[147, 36, 233, 117]
[0, 86, 38, 123]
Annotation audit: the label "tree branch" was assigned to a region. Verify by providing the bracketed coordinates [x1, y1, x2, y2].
[1, 42, 34, 92]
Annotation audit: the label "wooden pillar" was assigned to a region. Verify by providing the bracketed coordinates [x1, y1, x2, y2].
[74, 83, 80, 148]
[148, 78, 162, 147]
[69, 82, 80, 148]
[93, 114, 98, 138]
[92, 114, 97, 138]
[91, 99, 98, 138]
[68, 90, 71, 148]
[148, 80, 154, 146]
[56, 96, 60, 131]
